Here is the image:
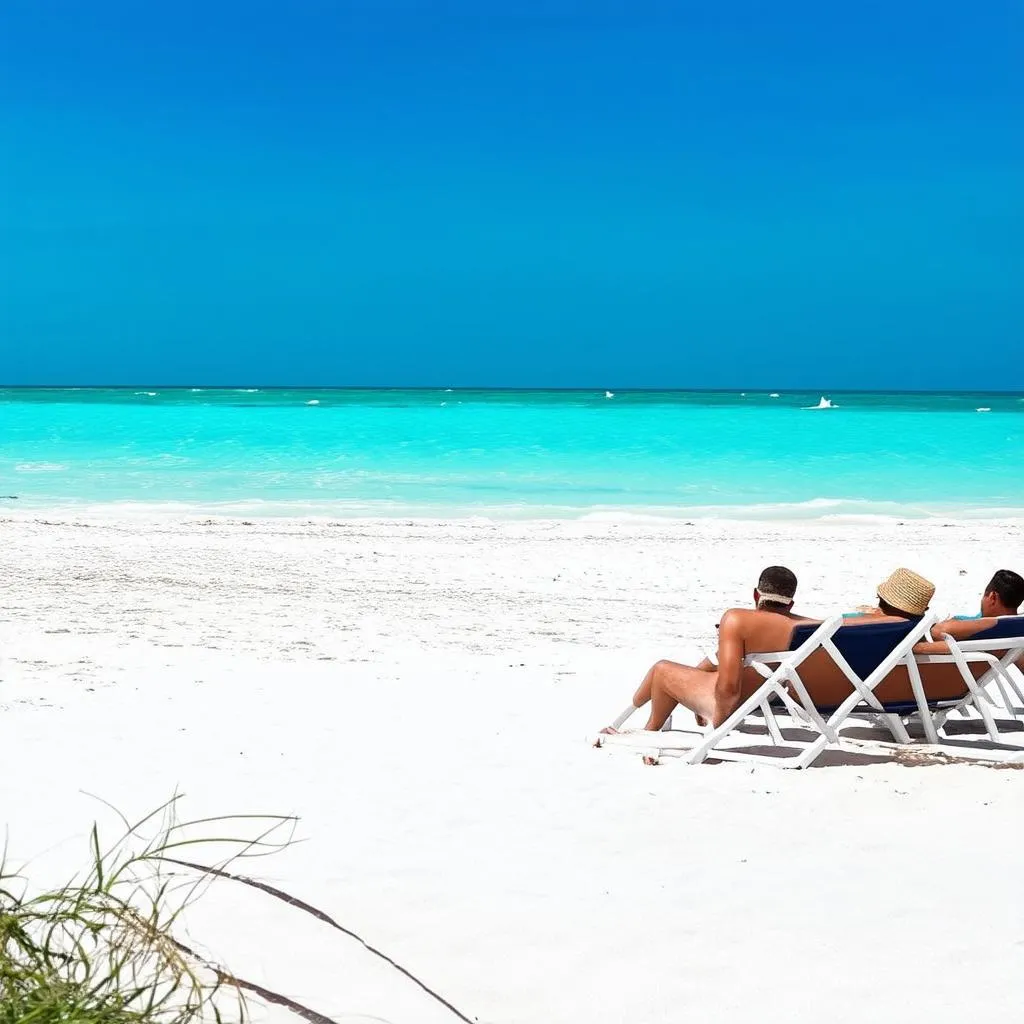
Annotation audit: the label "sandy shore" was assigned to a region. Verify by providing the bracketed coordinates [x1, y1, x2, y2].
[2, 512, 1023, 1023]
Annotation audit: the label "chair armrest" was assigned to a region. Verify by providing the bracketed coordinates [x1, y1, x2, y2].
[744, 650, 791, 665]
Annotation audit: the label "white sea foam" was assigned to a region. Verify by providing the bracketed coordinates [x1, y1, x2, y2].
[769, 393, 780, 398]
[134, 391, 158, 397]
[605, 391, 615, 399]
[803, 396, 835, 409]
[8, 495, 1024, 529]
[14, 462, 67, 473]
[306, 400, 320, 406]
[576, 497, 927, 523]
[976, 407, 991, 412]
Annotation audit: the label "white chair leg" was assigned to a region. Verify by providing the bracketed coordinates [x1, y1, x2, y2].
[609, 705, 637, 730]
[906, 657, 939, 745]
[971, 696, 1002, 742]
[761, 701, 784, 745]
[991, 677, 1014, 712]
[1005, 664, 1024, 705]
[993, 664, 1024, 709]
[880, 714, 912, 744]
[794, 733, 831, 769]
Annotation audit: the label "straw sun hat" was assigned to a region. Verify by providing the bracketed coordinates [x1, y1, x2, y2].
[877, 567, 935, 616]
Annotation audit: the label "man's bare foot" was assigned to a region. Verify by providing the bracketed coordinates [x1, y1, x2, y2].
[642, 755, 660, 766]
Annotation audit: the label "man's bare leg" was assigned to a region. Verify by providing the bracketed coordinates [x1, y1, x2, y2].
[600, 658, 712, 735]
[632, 657, 716, 708]
[644, 663, 737, 731]
[596, 657, 720, 743]
[639, 660, 724, 765]
[692, 657, 716, 725]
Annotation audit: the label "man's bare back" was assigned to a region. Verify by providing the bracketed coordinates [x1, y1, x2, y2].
[717, 607, 813, 656]
[690, 607, 817, 725]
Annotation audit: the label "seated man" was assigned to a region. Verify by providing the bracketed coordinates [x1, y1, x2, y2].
[599, 566, 937, 739]
[915, 569, 1024, 655]
[599, 565, 816, 736]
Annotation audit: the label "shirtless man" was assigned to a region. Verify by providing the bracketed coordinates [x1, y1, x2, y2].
[915, 569, 1024, 655]
[599, 566, 817, 735]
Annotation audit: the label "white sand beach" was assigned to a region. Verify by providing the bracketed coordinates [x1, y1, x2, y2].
[2, 512, 1023, 1023]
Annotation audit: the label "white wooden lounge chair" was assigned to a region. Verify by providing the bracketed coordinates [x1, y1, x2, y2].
[913, 615, 1024, 746]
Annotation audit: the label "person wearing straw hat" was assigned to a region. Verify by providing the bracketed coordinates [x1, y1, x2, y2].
[847, 567, 935, 620]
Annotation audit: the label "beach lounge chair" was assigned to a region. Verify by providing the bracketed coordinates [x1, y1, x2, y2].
[914, 615, 1024, 745]
[599, 614, 940, 767]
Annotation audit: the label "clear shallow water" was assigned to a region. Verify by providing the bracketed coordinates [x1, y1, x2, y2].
[1, 388, 1022, 519]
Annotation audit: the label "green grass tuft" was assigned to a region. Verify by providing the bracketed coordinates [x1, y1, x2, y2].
[0, 796, 296, 1024]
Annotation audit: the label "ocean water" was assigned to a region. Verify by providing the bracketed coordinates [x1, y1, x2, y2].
[1, 388, 1023, 519]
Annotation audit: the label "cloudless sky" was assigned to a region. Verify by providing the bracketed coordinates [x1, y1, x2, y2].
[1, 0, 1021, 388]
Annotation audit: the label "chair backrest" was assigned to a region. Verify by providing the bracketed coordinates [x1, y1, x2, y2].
[787, 617, 963, 706]
[788, 619, 920, 678]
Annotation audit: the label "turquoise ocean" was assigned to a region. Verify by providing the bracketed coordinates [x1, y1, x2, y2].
[1, 388, 1022, 519]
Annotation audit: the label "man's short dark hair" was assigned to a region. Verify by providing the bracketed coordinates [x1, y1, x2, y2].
[757, 565, 797, 608]
[986, 569, 1024, 611]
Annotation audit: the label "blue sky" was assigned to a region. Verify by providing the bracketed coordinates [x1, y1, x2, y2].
[1, 0, 1021, 389]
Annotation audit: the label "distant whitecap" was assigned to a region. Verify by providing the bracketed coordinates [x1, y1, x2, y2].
[605, 390, 615, 399]
[976, 407, 991, 412]
[135, 391, 158, 397]
[769, 392, 780, 398]
[237, 388, 260, 393]
[306, 399, 320, 406]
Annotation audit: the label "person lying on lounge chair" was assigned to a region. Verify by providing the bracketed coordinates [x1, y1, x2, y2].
[598, 566, 817, 735]
[915, 569, 1024, 656]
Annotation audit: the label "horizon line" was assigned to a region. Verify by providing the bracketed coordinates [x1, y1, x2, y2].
[1, 384, 1023, 396]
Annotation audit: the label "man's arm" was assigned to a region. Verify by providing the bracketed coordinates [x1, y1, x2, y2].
[714, 610, 746, 715]
[914, 617, 990, 655]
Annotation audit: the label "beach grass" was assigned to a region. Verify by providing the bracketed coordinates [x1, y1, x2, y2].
[0, 797, 296, 1024]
